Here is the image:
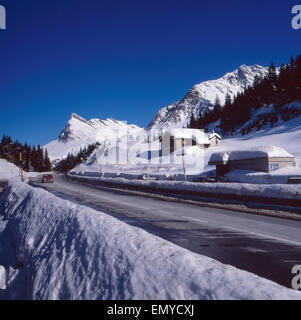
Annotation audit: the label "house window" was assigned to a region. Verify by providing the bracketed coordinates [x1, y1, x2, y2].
[170, 137, 175, 153]
[191, 135, 197, 146]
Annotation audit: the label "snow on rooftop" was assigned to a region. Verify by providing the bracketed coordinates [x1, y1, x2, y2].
[209, 146, 294, 164]
[168, 128, 210, 145]
[209, 151, 230, 163]
[209, 131, 222, 140]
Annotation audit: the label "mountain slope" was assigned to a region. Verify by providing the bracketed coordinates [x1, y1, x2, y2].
[148, 65, 268, 130]
[45, 113, 142, 161]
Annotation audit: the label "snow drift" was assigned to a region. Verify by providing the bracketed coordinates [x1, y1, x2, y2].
[0, 180, 300, 300]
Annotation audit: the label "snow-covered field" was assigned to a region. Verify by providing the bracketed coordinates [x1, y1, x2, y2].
[0, 179, 300, 300]
[69, 114, 301, 185]
[206, 115, 301, 162]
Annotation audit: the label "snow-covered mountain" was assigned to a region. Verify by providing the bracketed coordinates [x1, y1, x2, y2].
[148, 65, 269, 130]
[45, 113, 142, 161]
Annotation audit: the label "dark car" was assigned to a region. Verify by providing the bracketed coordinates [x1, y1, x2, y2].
[287, 176, 301, 184]
[205, 175, 229, 183]
[192, 176, 206, 183]
[138, 174, 159, 181]
[219, 176, 229, 183]
[42, 174, 54, 183]
[206, 176, 219, 183]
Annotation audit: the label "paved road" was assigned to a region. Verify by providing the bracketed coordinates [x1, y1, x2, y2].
[30, 174, 301, 289]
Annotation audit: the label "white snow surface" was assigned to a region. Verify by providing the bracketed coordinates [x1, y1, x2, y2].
[0, 159, 48, 181]
[225, 168, 301, 185]
[168, 128, 210, 144]
[148, 65, 268, 129]
[73, 114, 301, 184]
[0, 159, 20, 180]
[1, 179, 300, 300]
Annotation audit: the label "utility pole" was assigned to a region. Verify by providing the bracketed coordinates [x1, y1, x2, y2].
[19, 152, 24, 182]
[182, 156, 186, 181]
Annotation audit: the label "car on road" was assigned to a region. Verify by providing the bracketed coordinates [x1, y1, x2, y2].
[206, 175, 220, 183]
[219, 176, 229, 183]
[205, 175, 229, 183]
[42, 174, 54, 183]
[192, 175, 206, 183]
[287, 176, 301, 184]
[138, 174, 159, 181]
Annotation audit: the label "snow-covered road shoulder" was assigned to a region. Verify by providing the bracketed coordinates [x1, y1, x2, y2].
[0, 179, 300, 300]
[67, 173, 301, 203]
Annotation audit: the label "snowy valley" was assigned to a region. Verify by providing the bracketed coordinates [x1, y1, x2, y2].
[1, 60, 301, 301]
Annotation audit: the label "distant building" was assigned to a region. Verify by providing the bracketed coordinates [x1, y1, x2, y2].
[209, 130, 222, 147]
[161, 128, 210, 156]
[209, 146, 295, 176]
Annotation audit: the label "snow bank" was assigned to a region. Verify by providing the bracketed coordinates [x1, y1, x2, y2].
[1, 180, 300, 300]
[0, 159, 48, 182]
[68, 173, 301, 202]
[226, 168, 301, 185]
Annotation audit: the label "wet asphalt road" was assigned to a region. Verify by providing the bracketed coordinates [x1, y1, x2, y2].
[30, 174, 301, 289]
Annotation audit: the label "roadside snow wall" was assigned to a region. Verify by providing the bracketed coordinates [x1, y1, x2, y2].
[67, 174, 301, 206]
[0, 180, 300, 300]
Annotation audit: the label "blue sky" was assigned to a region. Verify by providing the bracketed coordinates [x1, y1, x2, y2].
[0, 0, 300, 145]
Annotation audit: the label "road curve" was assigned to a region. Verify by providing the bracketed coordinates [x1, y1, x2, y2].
[30, 174, 301, 289]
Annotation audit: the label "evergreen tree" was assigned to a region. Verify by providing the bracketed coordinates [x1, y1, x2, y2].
[54, 142, 100, 173]
[44, 148, 52, 172]
[189, 53, 301, 136]
[189, 113, 198, 129]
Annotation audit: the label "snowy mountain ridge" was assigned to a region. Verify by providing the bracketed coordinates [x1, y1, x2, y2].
[46, 113, 142, 161]
[45, 65, 272, 162]
[59, 113, 140, 143]
[148, 65, 269, 130]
